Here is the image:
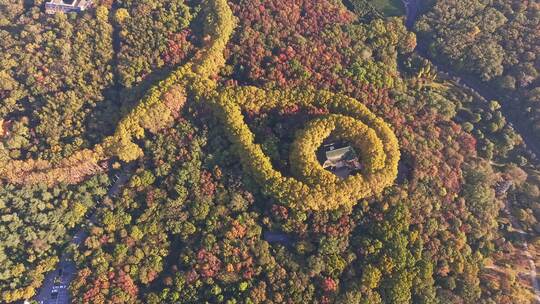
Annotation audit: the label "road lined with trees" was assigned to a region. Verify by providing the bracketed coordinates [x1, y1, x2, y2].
[412, 0, 540, 158]
[402, 0, 540, 300]
[34, 168, 133, 304]
[1, 0, 538, 303]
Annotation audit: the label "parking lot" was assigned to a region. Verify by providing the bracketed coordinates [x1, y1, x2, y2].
[32, 170, 132, 304]
[34, 259, 76, 304]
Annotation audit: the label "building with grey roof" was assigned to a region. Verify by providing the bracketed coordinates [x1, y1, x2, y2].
[45, 0, 92, 14]
[322, 143, 362, 179]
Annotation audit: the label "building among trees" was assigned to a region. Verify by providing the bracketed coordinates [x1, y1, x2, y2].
[322, 143, 362, 178]
[45, 0, 92, 14]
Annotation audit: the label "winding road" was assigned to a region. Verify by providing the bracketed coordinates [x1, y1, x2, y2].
[401, 0, 540, 301]
[32, 168, 132, 304]
[402, 0, 540, 161]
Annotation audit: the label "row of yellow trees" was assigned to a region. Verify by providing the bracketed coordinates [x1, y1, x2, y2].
[101, 0, 236, 162]
[0, 0, 236, 187]
[0, 0, 399, 211]
[211, 86, 400, 210]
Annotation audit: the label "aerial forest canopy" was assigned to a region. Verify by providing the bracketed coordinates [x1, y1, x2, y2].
[416, 0, 540, 144]
[0, 0, 399, 211]
[0, 0, 539, 303]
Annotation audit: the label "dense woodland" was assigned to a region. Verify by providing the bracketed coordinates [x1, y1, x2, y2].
[415, 0, 540, 145]
[0, 0, 539, 303]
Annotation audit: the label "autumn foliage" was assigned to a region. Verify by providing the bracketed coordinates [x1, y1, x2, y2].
[0, 0, 398, 212]
[212, 86, 399, 210]
[0, 0, 233, 184]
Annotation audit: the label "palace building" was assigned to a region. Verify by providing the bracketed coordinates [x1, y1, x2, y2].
[322, 143, 362, 179]
[45, 0, 92, 14]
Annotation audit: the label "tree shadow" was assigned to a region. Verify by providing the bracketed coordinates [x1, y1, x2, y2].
[83, 65, 175, 145]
